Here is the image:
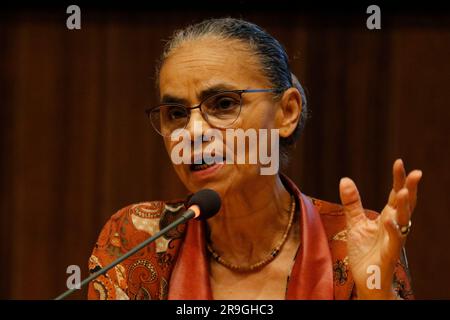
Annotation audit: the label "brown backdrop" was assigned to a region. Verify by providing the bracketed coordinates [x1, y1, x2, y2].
[1, 7, 449, 299]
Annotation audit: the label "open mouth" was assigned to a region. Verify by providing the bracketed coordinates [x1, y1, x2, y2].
[190, 163, 215, 171]
[189, 157, 224, 172]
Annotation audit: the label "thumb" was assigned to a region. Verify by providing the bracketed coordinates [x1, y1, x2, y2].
[339, 177, 364, 223]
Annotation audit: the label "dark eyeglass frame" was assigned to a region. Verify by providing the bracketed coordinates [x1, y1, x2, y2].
[145, 88, 285, 136]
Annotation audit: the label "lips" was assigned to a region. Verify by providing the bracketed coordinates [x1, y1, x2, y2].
[190, 163, 214, 171]
[190, 157, 223, 171]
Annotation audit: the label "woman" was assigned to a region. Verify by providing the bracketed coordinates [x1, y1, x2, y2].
[88, 18, 422, 300]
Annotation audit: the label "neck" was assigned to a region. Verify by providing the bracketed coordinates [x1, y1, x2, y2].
[206, 174, 294, 266]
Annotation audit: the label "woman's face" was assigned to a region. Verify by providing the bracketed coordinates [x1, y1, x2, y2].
[158, 37, 282, 197]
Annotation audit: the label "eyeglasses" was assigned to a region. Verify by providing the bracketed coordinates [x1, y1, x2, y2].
[145, 88, 284, 137]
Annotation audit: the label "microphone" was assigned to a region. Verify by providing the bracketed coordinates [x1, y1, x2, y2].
[54, 188, 221, 300]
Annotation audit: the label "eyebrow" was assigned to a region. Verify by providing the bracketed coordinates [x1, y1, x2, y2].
[160, 83, 238, 106]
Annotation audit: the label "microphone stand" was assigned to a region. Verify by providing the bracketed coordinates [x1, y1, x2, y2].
[54, 209, 195, 300]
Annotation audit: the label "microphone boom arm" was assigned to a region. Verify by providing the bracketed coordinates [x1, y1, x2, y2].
[54, 209, 195, 300]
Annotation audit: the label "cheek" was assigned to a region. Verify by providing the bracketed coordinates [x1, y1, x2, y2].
[163, 137, 172, 153]
[238, 101, 277, 130]
[163, 138, 185, 173]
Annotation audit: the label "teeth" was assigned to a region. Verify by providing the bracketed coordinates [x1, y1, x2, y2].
[191, 163, 214, 171]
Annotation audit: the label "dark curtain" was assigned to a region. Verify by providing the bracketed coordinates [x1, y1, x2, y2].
[1, 8, 449, 299]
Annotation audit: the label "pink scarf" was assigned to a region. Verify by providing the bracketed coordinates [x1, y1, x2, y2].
[168, 176, 334, 299]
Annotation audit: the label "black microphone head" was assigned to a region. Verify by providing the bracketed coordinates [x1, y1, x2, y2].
[187, 189, 221, 220]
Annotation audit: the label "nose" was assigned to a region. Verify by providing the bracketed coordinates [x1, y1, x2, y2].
[184, 108, 211, 143]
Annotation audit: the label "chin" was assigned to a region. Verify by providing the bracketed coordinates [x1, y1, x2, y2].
[177, 164, 260, 195]
[187, 179, 227, 195]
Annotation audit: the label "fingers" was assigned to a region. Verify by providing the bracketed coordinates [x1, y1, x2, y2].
[339, 177, 364, 223]
[388, 159, 422, 211]
[388, 159, 405, 207]
[395, 188, 411, 228]
[383, 160, 418, 256]
[405, 170, 423, 211]
[383, 188, 411, 259]
[393, 159, 406, 192]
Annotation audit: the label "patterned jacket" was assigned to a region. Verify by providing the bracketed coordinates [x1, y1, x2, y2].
[87, 175, 413, 300]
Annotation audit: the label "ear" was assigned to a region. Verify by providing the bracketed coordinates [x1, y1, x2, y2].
[275, 87, 302, 138]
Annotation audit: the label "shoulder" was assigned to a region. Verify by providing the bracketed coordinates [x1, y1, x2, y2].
[94, 199, 188, 252]
[88, 198, 188, 300]
[308, 196, 379, 299]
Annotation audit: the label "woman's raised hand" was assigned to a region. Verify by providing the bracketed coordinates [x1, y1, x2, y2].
[339, 159, 422, 299]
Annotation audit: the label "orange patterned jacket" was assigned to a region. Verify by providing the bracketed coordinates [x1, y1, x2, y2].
[87, 175, 413, 300]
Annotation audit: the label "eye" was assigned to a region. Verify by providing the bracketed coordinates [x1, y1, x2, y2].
[210, 94, 240, 112]
[167, 106, 187, 120]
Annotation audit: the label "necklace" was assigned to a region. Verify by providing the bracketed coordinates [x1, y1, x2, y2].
[206, 194, 296, 272]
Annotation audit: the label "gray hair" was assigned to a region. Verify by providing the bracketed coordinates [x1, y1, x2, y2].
[155, 18, 309, 167]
